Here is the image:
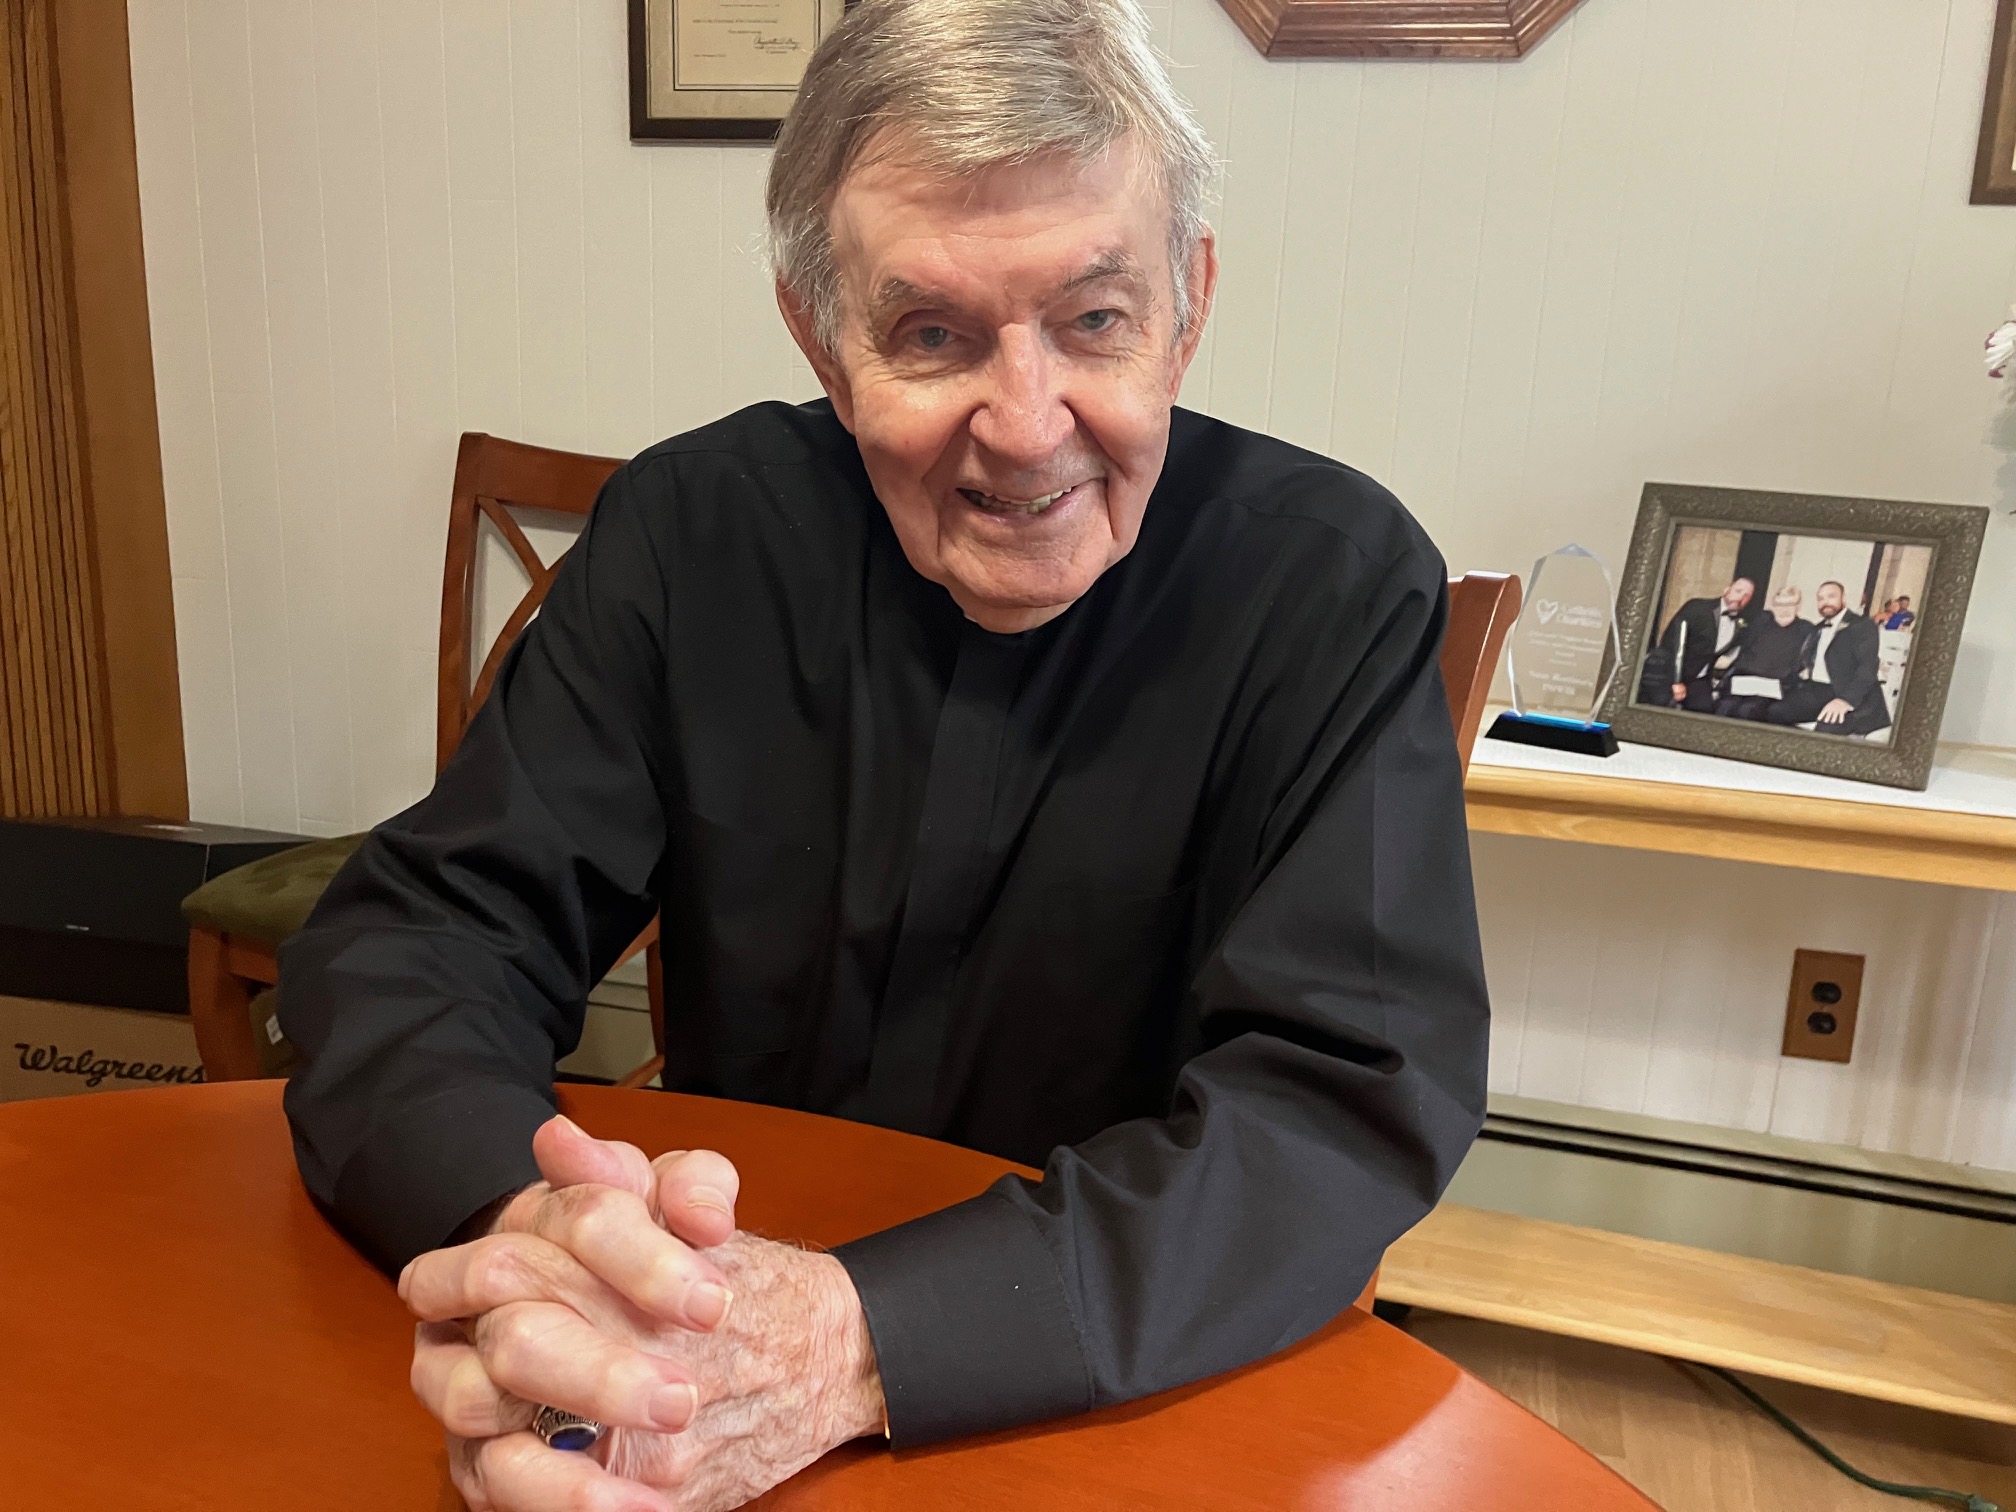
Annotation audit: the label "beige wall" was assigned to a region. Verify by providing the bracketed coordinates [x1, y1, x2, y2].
[130, 0, 2016, 1169]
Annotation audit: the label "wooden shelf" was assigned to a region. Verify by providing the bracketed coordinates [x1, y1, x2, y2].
[1381, 1204, 2016, 1426]
[1464, 739, 2016, 892]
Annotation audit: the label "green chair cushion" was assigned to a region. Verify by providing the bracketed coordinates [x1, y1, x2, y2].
[180, 832, 367, 947]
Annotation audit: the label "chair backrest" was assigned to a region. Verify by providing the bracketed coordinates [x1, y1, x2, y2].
[1441, 572, 1522, 778]
[438, 432, 625, 773]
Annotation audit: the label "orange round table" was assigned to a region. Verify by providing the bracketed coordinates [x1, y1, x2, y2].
[0, 1083, 1656, 1510]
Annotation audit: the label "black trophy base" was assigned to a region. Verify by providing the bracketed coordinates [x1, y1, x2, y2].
[1486, 711, 1619, 758]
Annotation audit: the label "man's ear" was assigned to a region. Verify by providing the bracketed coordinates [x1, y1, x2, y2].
[1168, 228, 1219, 400]
[776, 280, 857, 433]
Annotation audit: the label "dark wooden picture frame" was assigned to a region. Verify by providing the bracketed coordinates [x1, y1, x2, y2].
[1601, 485, 1987, 792]
[630, 0, 846, 142]
[1975, 0, 2016, 203]
[1217, 0, 1588, 59]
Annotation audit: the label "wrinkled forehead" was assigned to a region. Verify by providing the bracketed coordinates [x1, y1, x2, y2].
[825, 133, 1173, 306]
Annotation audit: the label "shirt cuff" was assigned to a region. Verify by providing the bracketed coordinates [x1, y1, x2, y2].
[302, 1081, 553, 1274]
[833, 1181, 1090, 1447]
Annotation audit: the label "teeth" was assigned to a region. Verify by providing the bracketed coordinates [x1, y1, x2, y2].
[961, 485, 1074, 514]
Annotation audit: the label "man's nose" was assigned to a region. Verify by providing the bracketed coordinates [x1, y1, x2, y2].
[968, 327, 1073, 467]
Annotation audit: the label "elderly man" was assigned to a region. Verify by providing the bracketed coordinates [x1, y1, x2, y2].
[279, 1, 1489, 1508]
[1713, 586, 1813, 722]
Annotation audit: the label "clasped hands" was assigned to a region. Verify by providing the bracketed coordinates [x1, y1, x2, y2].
[399, 1115, 886, 1511]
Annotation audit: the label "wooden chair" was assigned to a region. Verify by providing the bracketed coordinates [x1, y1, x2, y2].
[1347, 569, 1521, 1315]
[182, 433, 667, 1089]
[1442, 571, 1522, 780]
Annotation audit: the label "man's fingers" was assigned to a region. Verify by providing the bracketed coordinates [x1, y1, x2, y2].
[649, 1149, 741, 1249]
[474, 1301, 702, 1434]
[401, 1233, 622, 1326]
[528, 1117, 742, 1250]
[451, 1431, 675, 1512]
[413, 1321, 537, 1439]
[532, 1115, 656, 1199]
[529, 1182, 734, 1331]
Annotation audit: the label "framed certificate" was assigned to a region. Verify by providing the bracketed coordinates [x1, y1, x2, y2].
[630, 0, 848, 141]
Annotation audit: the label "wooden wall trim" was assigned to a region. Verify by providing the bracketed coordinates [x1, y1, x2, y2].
[1217, 0, 1589, 59]
[51, 0, 186, 818]
[0, 0, 107, 816]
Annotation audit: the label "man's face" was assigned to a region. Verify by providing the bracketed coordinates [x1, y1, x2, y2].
[781, 136, 1217, 632]
[1816, 583, 1846, 619]
[1722, 579, 1755, 614]
[1770, 591, 1801, 626]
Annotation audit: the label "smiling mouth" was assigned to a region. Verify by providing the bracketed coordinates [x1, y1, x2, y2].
[956, 482, 1088, 517]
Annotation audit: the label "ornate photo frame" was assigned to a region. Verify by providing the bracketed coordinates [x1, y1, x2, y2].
[1601, 484, 1987, 791]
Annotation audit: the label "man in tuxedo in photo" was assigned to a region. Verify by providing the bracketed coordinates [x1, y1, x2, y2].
[1654, 576, 1754, 711]
[1713, 586, 1812, 722]
[1769, 579, 1891, 738]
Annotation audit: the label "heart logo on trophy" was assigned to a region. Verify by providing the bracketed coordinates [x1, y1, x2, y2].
[1487, 544, 1621, 758]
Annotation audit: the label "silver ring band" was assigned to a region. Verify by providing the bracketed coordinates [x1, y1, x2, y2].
[533, 1405, 607, 1453]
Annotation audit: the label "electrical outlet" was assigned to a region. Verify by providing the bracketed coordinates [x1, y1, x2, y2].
[1782, 949, 1864, 1064]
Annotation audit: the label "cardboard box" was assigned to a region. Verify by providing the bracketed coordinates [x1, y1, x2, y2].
[0, 994, 204, 1103]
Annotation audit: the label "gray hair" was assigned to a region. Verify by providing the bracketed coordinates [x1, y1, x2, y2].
[766, 0, 1217, 352]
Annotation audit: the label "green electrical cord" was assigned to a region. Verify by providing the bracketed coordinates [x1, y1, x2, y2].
[1694, 1364, 2001, 1512]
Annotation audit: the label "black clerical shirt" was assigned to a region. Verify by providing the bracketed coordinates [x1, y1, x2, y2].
[278, 399, 1490, 1447]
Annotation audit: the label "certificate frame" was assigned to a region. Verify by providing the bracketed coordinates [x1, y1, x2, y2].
[630, 0, 847, 142]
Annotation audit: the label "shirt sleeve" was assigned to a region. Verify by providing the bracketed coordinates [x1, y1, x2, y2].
[835, 540, 1490, 1446]
[277, 465, 672, 1273]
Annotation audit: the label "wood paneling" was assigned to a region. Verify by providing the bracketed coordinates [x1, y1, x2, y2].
[51, 0, 185, 819]
[0, 0, 180, 821]
[1218, 0, 1588, 57]
[0, 0, 106, 817]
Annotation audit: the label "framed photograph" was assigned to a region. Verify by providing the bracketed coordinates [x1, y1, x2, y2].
[1975, 0, 2016, 203]
[630, 0, 847, 142]
[1602, 484, 1987, 791]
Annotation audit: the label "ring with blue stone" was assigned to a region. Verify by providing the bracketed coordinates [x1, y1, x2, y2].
[533, 1405, 606, 1453]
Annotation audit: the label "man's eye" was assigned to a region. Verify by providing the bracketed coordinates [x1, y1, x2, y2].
[1077, 309, 1121, 333]
[915, 326, 952, 350]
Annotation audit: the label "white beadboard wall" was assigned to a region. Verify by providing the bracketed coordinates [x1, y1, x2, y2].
[129, 0, 2016, 1169]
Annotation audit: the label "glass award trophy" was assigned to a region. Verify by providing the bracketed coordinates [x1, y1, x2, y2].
[1487, 543, 1621, 758]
